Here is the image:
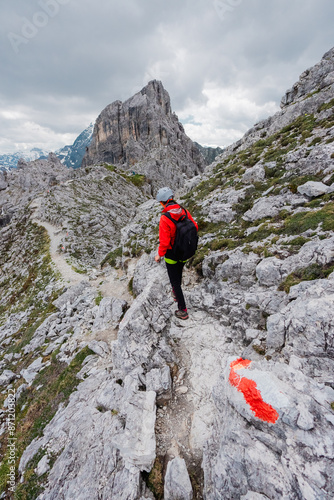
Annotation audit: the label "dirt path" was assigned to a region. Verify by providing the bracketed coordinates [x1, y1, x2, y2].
[155, 306, 237, 498]
[29, 196, 133, 303]
[30, 197, 85, 286]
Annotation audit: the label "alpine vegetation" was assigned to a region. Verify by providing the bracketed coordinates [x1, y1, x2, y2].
[0, 48, 334, 499]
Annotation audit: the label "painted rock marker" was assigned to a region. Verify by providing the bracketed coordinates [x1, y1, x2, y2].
[229, 358, 279, 424]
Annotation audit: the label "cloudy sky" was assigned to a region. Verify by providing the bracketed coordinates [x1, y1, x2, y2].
[1, 0, 334, 154]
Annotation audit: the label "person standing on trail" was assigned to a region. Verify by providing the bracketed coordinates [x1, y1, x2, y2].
[155, 187, 198, 320]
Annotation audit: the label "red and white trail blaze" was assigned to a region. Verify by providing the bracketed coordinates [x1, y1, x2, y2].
[229, 358, 279, 424]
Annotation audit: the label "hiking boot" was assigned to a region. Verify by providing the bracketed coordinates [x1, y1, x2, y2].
[171, 289, 177, 302]
[175, 309, 189, 320]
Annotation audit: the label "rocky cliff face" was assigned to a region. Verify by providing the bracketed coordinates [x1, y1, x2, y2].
[1, 49, 334, 500]
[82, 80, 206, 190]
[194, 142, 224, 165]
[281, 47, 334, 108]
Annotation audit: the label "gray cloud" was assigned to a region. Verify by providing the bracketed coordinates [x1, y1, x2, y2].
[0, 0, 333, 152]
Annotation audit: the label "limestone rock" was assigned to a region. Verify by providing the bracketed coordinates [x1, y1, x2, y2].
[0, 171, 8, 190]
[243, 192, 306, 222]
[297, 180, 334, 198]
[146, 366, 172, 404]
[256, 236, 334, 287]
[281, 47, 334, 107]
[266, 283, 334, 359]
[0, 154, 72, 220]
[164, 457, 193, 500]
[242, 164, 266, 184]
[203, 357, 334, 500]
[20, 357, 46, 384]
[0, 369, 17, 386]
[112, 387, 156, 471]
[36, 454, 50, 477]
[112, 267, 173, 374]
[92, 296, 127, 332]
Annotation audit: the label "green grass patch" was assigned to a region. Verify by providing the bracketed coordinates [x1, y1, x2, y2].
[0, 346, 95, 497]
[102, 163, 117, 172]
[100, 246, 122, 268]
[309, 137, 322, 147]
[143, 456, 164, 500]
[95, 291, 103, 306]
[280, 202, 334, 235]
[188, 244, 210, 274]
[318, 98, 334, 113]
[128, 173, 146, 187]
[288, 173, 324, 194]
[128, 277, 134, 296]
[13, 448, 48, 499]
[281, 236, 310, 247]
[252, 344, 266, 355]
[209, 238, 238, 252]
[71, 264, 86, 274]
[278, 262, 334, 293]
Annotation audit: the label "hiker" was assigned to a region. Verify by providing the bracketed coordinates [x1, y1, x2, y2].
[155, 187, 198, 320]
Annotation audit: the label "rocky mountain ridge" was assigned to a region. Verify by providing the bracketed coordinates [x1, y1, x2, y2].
[82, 80, 206, 191]
[0, 48, 334, 499]
[1, 119, 218, 176]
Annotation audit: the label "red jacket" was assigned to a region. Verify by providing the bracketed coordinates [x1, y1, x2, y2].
[158, 203, 198, 257]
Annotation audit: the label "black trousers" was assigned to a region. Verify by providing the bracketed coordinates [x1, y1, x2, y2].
[166, 261, 186, 310]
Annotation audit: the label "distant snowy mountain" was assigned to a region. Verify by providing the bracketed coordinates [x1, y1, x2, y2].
[0, 123, 94, 172]
[0, 148, 49, 171]
[56, 123, 94, 169]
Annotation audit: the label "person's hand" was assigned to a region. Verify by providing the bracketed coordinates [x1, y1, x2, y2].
[155, 254, 161, 263]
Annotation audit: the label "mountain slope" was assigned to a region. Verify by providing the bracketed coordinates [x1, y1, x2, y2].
[0, 48, 334, 499]
[55, 123, 94, 169]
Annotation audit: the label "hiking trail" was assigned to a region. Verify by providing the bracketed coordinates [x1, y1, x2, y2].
[29, 195, 133, 303]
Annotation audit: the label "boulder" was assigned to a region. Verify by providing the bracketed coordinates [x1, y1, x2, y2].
[297, 180, 334, 198]
[146, 365, 172, 404]
[92, 297, 127, 332]
[0, 369, 17, 386]
[164, 457, 193, 500]
[242, 164, 266, 184]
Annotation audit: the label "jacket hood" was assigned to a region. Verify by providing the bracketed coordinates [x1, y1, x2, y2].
[162, 203, 185, 221]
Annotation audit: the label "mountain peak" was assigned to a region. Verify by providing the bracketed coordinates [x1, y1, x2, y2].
[82, 81, 205, 189]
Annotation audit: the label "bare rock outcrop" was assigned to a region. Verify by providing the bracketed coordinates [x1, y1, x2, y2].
[82, 80, 205, 190]
[281, 47, 334, 107]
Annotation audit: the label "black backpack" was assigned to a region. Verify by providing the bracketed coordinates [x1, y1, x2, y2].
[163, 207, 198, 261]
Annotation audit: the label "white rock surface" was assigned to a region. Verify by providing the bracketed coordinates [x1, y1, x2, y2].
[297, 180, 334, 197]
[164, 457, 193, 500]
